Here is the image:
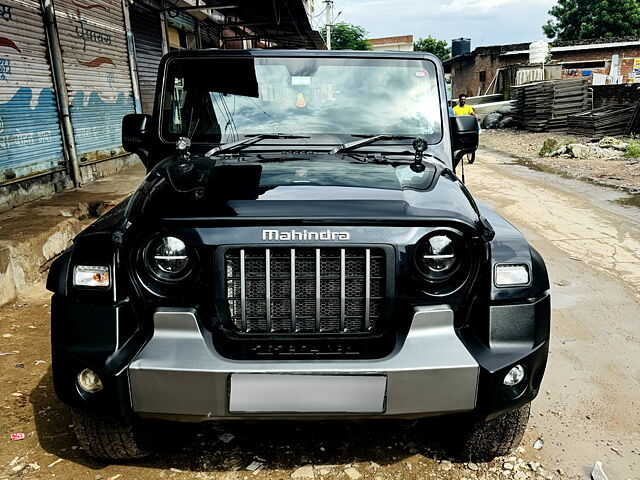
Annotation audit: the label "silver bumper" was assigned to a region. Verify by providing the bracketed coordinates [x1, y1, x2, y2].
[128, 306, 479, 419]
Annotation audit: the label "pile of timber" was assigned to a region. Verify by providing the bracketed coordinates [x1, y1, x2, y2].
[567, 105, 636, 137]
[511, 78, 589, 132]
[626, 100, 640, 135]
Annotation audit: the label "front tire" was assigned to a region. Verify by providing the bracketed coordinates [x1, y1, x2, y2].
[454, 402, 531, 462]
[71, 409, 152, 460]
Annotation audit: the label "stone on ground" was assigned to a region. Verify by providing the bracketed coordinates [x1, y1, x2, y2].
[591, 461, 608, 480]
[291, 465, 315, 479]
[344, 467, 362, 479]
[539, 138, 559, 156]
[481, 112, 502, 129]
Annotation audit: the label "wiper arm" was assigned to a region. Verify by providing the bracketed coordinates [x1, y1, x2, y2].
[330, 134, 416, 155]
[205, 133, 310, 157]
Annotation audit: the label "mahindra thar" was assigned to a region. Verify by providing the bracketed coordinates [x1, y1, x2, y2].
[47, 49, 550, 461]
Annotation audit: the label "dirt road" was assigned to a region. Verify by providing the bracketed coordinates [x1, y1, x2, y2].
[467, 148, 640, 480]
[1, 148, 639, 480]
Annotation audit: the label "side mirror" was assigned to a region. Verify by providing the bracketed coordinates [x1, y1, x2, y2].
[122, 114, 152, 167]
[450, 115, 479, 167]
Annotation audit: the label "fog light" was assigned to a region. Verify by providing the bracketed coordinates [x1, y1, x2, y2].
[77, 368, 103, 393]
[503, 365, 525, 386]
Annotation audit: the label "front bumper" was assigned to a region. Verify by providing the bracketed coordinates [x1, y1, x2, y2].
[129, 306, 481, 420]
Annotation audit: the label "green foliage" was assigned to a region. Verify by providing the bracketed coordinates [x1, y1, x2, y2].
[539, 138, 559, 156]
[321, 22, 372, 50]
[414, 36, 451, 60]
[543, 0, 640, 40]
[625, 140, 640, 158]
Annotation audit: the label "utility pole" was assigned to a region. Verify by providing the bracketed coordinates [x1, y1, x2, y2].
[324, 0, 333, 50]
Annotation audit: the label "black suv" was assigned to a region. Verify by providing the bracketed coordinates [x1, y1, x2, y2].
[47, 49, 550, 461]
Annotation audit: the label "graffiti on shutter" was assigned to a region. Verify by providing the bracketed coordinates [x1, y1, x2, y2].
[55, 0, 135, 163]
[0, 0, 65, 184]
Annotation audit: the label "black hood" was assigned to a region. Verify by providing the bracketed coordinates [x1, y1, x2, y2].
[125, 153, 482, 228]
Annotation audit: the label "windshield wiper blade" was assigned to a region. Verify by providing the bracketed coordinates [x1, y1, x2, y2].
[205, 133, 310, 157]
[329, 134, 416, 155]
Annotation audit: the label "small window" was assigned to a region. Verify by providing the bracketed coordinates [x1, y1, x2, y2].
[562, 60, 606, 69]
[479, 70, 487, 82]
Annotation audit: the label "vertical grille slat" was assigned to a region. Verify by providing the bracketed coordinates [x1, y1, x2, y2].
[290, 248, 296, 332]
[265, 249, 272, 333]
[225, 247, 385, 334]
[315, 248, 321, 333]
[340, 248, 346, 333]
[240, 249, 247, 332]
[365, 248, 371, 331]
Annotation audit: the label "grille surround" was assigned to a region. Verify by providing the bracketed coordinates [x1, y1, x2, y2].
[219, 245, 392, 335]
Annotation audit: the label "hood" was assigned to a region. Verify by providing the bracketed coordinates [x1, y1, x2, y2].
[125, 153, 482, 228]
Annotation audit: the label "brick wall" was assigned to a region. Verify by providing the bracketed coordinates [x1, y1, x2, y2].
[591, 84, 640, 108]
[449, 43, 640, 99]
[451, 52, 507, 98]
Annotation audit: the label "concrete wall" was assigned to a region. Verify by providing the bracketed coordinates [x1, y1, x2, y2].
[0, 170, 72, 214]
[0, 154, 140, 214]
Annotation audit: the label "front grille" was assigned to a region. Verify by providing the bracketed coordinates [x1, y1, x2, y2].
[224, 247, 386, 334]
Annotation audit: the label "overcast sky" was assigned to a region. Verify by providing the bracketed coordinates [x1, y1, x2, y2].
[324, 0, 558, 48]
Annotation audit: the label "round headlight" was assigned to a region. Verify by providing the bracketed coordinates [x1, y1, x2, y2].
[146, 236, 191, 281]
[415, 233, 461, 281]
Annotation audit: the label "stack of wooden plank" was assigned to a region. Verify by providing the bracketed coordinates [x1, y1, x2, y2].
[567, 105, 635, 136]
[626, 100, 640, 135]
[511, 78, 589, 132]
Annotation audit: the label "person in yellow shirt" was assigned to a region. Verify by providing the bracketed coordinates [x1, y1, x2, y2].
[453, 94, 475, 116]
[453, 94, 478, 164]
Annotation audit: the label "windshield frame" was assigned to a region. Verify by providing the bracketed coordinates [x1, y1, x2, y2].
[156, 50, 447, 150]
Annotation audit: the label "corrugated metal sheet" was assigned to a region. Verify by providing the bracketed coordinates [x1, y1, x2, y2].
[0, 0, 65, 183]
[516, 68, 545, 85]
[165, 4, 196, 33]
[200, 22, 220, 49]
[54, 0, 135, 162]
[130, 3, 163, 114]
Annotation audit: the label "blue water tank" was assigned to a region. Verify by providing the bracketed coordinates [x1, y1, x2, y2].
[452, 38, 471, 57]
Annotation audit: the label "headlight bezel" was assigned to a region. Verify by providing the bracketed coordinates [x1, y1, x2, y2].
[140, 234, 197, 286]
[142, 234, 193, 283]
[414, 232, 463, 282]
[412, 229, 473, 296]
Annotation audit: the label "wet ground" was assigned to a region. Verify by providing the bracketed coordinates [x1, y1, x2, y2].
[480, 129, 640, 193]
[1, 148, 639, 479]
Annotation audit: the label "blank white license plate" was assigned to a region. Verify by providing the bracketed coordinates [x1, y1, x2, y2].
[229, 374, 387, 413]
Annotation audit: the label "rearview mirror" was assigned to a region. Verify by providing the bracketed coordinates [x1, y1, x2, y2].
[450, 115, 479, 167]
[122, 114, 152, 167]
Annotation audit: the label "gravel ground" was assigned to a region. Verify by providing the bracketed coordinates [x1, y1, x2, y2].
[1, 286, 561, 480]
[480, 129, 640, 193]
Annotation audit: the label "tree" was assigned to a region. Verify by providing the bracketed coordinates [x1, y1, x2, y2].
[543, 0, 640, 40]
[414, 36, 451, 60]
[321, 22, 372, 50]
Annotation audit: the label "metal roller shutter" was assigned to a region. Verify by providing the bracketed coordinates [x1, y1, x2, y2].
[129, 3, 163, 114]
[165, 5, 196, 33]
[53, 0, 135, 163]
[200, 23, 220, 49]
[0, 0, 65, 183]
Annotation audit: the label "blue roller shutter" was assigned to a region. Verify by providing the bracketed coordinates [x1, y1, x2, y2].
[0, 0, 65, 183]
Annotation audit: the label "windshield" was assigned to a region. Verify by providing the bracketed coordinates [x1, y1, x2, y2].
[160, 55, 443, 146]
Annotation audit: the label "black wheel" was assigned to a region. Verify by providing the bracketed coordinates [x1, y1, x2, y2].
[452, 403, 531, 462]
[71, 409, 152, 460]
